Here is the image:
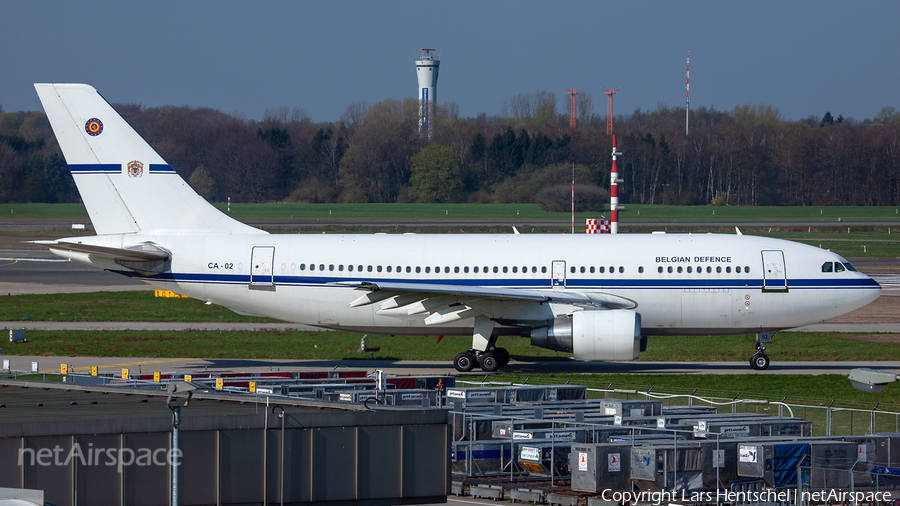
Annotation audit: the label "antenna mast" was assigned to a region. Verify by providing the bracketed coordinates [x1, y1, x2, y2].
[686, 52, 690, 135]
[603, 89, 618, 135]
[568, 89, 579, 130]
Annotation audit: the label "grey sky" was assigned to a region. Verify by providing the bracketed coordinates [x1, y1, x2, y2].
[2, 1, 898, 122]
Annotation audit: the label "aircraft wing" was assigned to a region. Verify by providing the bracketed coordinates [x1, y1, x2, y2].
[336, 280, 636, 322]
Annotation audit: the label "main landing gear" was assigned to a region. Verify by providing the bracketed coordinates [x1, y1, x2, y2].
[453, 315, 510, 373]
[749, 331, 777, 370]
[453, 347, 511, 373]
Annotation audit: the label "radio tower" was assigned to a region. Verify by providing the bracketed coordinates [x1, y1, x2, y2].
[686, 52, 690, 135]
[568, 89, 579, 130]
[603, 89, 618, 135]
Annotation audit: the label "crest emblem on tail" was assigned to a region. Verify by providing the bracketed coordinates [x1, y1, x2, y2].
[127, 160, 143, 178]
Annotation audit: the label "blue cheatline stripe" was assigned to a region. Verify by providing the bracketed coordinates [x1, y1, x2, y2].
[69, 164, 119, 174]
[149, 164, 176, 173]
[112, 270, 881, 291]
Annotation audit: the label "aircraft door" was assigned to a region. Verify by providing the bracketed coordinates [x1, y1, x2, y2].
[761, 250, 787, 292]
[250, 246, 276, 290]
[551, 260, 566, 288]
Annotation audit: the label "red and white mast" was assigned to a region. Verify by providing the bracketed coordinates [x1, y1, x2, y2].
[610, 135, 622, 234]
[686, 52, 690, 135]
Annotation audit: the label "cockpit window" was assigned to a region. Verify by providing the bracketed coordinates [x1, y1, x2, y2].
[834, 262, 845, 273]
[821, 262, 833, 273]
[842, 262, 857, 272]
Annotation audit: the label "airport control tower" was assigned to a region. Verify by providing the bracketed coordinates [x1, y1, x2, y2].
[416, 48, 440, 140]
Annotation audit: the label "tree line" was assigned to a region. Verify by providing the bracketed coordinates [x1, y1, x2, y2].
[1, 94, 900, 207]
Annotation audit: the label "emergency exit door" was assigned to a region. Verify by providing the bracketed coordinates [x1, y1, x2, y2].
[761, 250, 787, 292]
[250, 246, 276, 290]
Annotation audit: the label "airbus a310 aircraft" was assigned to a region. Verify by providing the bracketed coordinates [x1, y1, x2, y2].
[33, 84, 881, 372]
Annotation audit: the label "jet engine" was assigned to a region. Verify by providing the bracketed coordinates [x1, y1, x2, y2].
[530, 310, 643, 361]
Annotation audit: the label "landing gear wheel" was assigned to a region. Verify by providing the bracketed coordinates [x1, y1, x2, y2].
[454, 351, 476, 372]
[750, 352, 770, 370]
[479, 351, 500, 372]
[493, 348, 510, 368]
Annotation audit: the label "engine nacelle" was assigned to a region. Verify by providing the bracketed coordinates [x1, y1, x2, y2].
[572, 310, 642, 361]
[530, 310, 642, 361]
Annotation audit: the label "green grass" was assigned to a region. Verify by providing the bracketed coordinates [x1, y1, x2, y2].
[5, 203, 900, 224]
[0, 291, 277, 322]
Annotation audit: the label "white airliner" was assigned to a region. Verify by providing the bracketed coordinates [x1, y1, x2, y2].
[33, 83, 881, 372]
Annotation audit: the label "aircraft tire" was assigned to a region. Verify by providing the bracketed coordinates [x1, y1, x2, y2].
[749, 352, 770, 370]
[454, 352, 476, 372]
[493, 348, 510, 368]
[480, 352, 501, 372]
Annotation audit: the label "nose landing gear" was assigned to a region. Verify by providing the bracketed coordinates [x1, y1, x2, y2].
[749, 331, 777, 370]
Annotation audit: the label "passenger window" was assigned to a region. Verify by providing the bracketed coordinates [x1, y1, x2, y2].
[735, 266, 741, 273]
[590, 266, 595, 273]
[835, 262, 845, 273]
[639, 266, 644, 273]
[570, 266, 576, 273]
[667, 266, 673, 273]
[696, 266, 701, 273]
[339, 265, 344, 271]
[444, 267, 450, 273]
[503, 266, 508, 273]
[618, 266, 624, 273]
[396, 266, 401, 272]
[300, 264, 306, 270]
[377, 266, 382, 272]
[493, 267, 499, 273]
[416, 266, 421, 273]
[358, 265, 363, 272]
[744, 266, 750, 273]
[406, 266, 411, 273]
[706, 266, 712, 273]
[522, 266, 527, 273]
[319, 264, 325, 271]
[454, 266, 460, 273]
[726, 266, 732, 273]
[599, 266, 605, 273]
[513, 266, 518, 273]
[348, 265, 353, 271]
[310, 264, 316, 271]
[386, 266, 392, 273]
[329, 265, 334, 271]
[677, 266, 683, 273]
[609, 266, 614, 273]
[687, 266, 693, 273]
[532, 267, 537, 273]
[473, 266, 479, 273]
[580, 266, 585, 273]
[367, 265, 373, 272]
[658, 266, 663, 273]
[464, 266, 469, 273]
[485, 266, 489, 273]
[425, 266, 431, 273]
[541, 266, 547, 273]
[716, 266, 721, 273]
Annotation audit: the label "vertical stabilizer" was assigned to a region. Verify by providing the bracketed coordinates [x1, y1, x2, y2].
[34, 83, 265, 236]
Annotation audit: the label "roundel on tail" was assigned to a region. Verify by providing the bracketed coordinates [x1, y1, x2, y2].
[85, 118, 103, 136]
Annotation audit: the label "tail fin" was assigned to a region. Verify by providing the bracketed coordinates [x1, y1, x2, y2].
[34, 83, 264, 236]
